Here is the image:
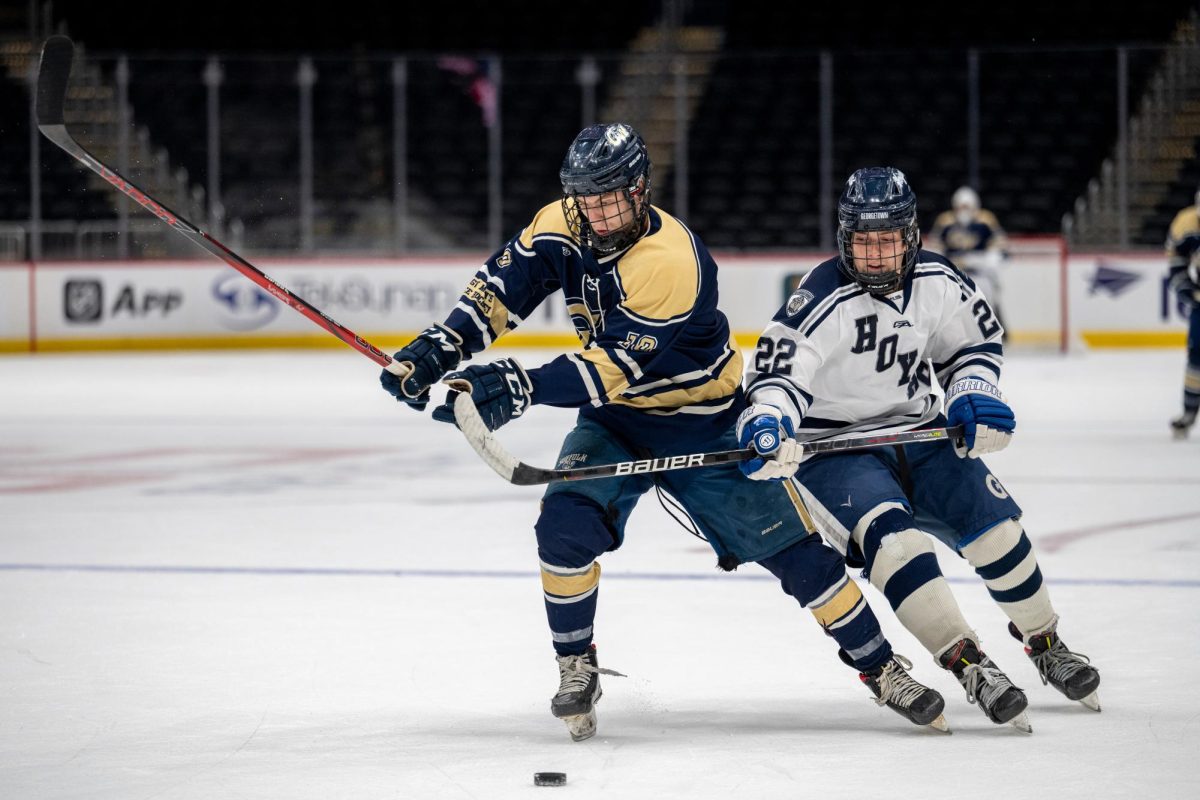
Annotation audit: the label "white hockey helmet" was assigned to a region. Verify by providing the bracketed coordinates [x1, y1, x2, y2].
[952, 186, 980, 225]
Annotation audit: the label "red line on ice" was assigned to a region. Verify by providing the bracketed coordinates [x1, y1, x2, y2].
[1039, 510, 1200, 552]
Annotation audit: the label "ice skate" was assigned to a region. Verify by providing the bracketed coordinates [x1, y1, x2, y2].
[551, 644, 624, 742]
[845, 650, 949, 732]
[1009, 622, 1101, 711]
[940, 639, 1031, 733]
[1170, 409, 1197, 440]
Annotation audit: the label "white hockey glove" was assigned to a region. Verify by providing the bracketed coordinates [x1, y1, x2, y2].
[945, 377, 1015, 458]
[736, 403, 806, 481]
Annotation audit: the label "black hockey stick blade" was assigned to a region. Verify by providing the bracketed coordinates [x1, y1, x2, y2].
[36, 35, 73, 126]
[453, 393, 963, 486]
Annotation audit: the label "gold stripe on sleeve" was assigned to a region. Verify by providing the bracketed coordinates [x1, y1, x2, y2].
[607, 343, 742, 410]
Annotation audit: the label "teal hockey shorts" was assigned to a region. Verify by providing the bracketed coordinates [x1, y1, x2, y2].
[543, 415, 816, 565]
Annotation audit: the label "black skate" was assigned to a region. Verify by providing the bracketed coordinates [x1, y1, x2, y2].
[551, 644, 624, 742]
[1170, 409, 1197, 440]
[844, 650, 949, 732]
[940, 639, 1031, 733]
[1009, 622, 1101, 711]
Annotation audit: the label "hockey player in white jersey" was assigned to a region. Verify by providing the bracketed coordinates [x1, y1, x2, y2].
[738, 167, 1101, 730]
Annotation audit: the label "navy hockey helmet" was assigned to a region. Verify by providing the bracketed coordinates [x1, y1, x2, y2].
[560, 122, 652, 254]
[837, 167, 921, 295]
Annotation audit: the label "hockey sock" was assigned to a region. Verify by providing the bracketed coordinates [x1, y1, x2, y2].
[540, 559, 601, 656]
[536, 494, 615, 656]
[960, 518, 1057, 638]
[1184, 363, 1200, 411]
[856, 503, 974, 657]
[758, 534, 892, 672]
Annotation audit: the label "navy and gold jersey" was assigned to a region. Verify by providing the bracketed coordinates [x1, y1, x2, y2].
[927, 210, 1007, 262]
[441, 203, 743, 448]
[1166, 205, 1200, 287]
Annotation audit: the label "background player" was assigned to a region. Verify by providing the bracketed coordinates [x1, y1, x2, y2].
[379, 126, 945, 740]
[1165, 187, 1200, 438]
[738, 167, 1101, 731]
[927, 186, 1009, 335]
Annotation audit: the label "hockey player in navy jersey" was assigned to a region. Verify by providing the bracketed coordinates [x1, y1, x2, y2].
[380, 126, 946, 740]
[1165, 187, 1200, 439]
[927, 186, 1009, 334]
[739, 167, 1101, 731]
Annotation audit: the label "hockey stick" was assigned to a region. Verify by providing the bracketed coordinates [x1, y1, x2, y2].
[35, 35, 404, 376]
[453, 393, 963, 486]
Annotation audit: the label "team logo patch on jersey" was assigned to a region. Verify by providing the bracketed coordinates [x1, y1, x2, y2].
[556, 453, 588, 469]
[985, 474, 1009, 499]
[786, 289, 815, 316]
[464, 277, 495, 315]
[496, 248, 512, 268]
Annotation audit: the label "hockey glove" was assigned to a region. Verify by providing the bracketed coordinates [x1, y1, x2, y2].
[379, 324, 464, 411]
[735, 403, 806, 481]
[945, 377, 1015, 458]
[432, 358, 533, 432]
[1169, 272, 1200, 315]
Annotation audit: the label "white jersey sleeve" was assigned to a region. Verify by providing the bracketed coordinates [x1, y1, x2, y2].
[925, 262, 1005, 388]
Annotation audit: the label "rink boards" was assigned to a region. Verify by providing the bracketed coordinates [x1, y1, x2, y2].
[0, 245, 1188, 353]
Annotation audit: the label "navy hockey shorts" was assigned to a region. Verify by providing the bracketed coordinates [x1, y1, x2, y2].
[543, 416, 814, 565]
[793, 434, 1022, 567]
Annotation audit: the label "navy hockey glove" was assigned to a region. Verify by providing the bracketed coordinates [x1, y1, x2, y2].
[379, 324, 464, 411]
[1169, 271, 1200, 315]
[945, 377, 1015, 458]
[735, 403, 805, 481]
[431, 358, 533, 432]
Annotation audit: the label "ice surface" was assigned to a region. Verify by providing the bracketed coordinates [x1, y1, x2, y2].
[1, 348, 1197, 798]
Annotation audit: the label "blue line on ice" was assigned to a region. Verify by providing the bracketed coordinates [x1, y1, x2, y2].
[0, 562, 1196, 588]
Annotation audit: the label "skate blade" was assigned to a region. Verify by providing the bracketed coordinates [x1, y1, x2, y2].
[1078, 691, 1101, 712]
[1008, 711, 1033, 734]
[927, 714, 951, 733]
[563, 710, 597, 742]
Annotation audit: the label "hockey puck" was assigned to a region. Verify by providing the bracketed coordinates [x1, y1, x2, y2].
[534, 772, 567, 786]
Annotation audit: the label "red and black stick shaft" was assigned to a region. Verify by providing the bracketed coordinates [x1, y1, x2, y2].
[35, 35, 402, 374]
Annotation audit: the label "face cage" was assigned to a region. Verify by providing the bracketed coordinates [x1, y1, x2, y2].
[562, 182, 651, 255]
[836, 220, 920, 294]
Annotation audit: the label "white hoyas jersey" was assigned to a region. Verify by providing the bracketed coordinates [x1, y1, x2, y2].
[745, 250, 1004, 441]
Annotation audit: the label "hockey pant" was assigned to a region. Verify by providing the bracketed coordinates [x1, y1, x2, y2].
[535, 416, 893, 671]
